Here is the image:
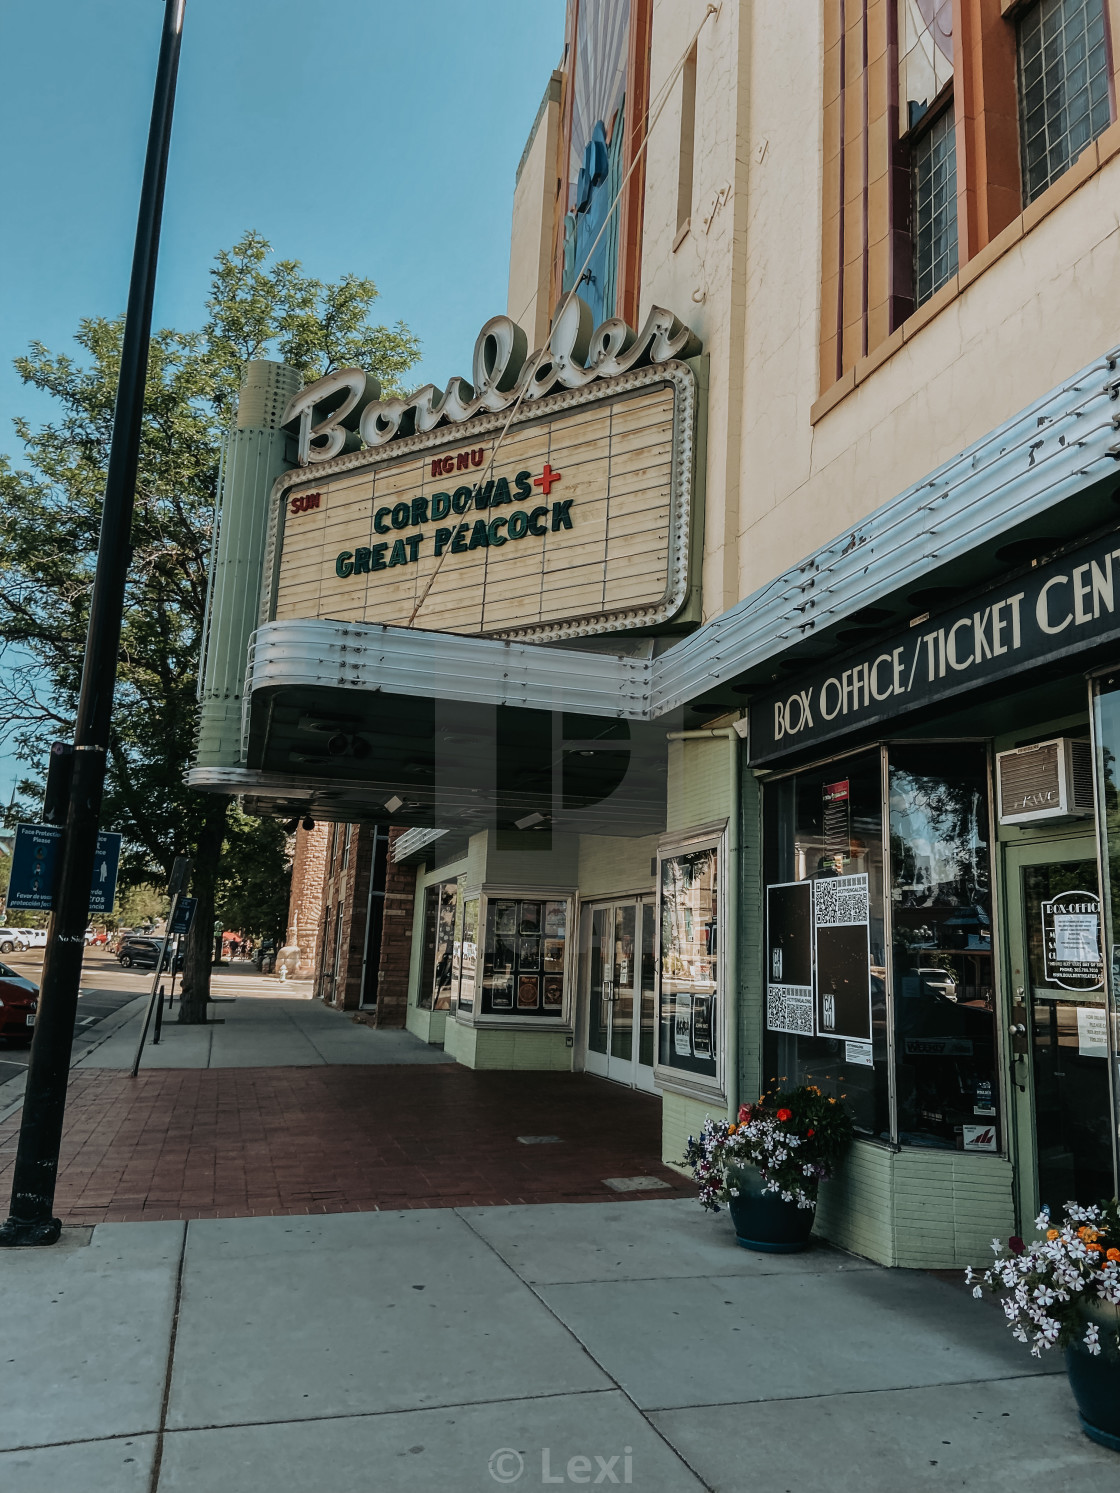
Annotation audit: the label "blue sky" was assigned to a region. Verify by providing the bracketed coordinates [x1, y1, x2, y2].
[0, 0, 566, 799]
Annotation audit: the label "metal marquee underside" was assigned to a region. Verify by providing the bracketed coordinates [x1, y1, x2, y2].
[188, 343, 1120, 824]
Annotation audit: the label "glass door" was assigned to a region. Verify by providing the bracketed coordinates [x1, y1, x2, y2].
[1006, 836, 1114, 1221]
[582, 899, 655, 1092]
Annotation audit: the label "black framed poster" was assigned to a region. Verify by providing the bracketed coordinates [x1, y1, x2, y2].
[766, 880, 814, 1035]
[813, 872, 872, 1041]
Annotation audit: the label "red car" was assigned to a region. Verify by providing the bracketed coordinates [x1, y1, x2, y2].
[0, 961, 38, 1044]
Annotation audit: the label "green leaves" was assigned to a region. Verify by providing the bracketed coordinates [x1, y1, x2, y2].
[0, 230, 419, 902]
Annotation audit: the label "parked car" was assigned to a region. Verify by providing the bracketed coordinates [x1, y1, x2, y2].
[17, 928, 47, 950]
[0, 930, 22, 954]
[117, 936, 181, 972]
[0, 960, 38, 1044]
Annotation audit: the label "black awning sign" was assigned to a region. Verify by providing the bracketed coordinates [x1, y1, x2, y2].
[750, 530, 1120, 764]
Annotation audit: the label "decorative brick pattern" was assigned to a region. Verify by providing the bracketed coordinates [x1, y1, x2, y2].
[373, 828, 415, 1028]
[286, 822, 329, 975]
[0, 1065, 694, 1222]
[301, 824, 416, 1024]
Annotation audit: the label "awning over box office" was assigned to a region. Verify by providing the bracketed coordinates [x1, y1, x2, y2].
[187, 617, 669, 834]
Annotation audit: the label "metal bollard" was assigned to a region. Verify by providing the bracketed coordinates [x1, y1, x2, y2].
[153, 984, 165, 1044]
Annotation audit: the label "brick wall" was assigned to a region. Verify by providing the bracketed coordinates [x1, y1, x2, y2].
[287, 822, 329, 976]
[372, 828, 415, 1027]
[304, 824, 416, 1025]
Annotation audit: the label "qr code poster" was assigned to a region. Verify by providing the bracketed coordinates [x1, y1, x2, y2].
[767, 983, 813, 1035]
[765, 880, 815, 1035]
[813, 873, 872, 1042]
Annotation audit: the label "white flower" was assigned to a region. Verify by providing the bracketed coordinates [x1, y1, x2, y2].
[1084, 1323, 1101, 1356]
[972, 1286, 983, 1299]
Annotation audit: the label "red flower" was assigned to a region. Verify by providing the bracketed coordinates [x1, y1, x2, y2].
[777, 1108, 792, 1122]
[806, 1128, 815, 1137]
[1009, 1236, 1025, 1255]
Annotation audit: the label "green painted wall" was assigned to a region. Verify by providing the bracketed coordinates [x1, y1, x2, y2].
[661, 1090, 719, 1176]
[666, 736, 731, 832]
[577, 833, 659, 898]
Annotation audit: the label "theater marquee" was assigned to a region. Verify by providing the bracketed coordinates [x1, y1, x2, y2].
[260, 299, 701, 642]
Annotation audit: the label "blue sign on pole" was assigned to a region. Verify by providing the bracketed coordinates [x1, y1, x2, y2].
[6, 823, 123, 913]
[169, 896, 196, 936]
[7, 824, 61, 911]
[89, 833, 123, 915]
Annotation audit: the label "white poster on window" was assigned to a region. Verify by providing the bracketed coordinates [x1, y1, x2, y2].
[673, 994, 693, 1057]
[1076, 1005, 1108, 1058]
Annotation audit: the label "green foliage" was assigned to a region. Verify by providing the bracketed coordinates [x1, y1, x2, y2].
[0, 232, 418, 1005]
[215, 808, 292, 942]
[115, 882, 168, 930]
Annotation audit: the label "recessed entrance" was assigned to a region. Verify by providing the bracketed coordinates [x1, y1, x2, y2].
[581, 899, 656, 1092]
[1006, 837, 1113, 1218]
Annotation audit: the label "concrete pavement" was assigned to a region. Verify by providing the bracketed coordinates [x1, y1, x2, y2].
[77, 988, 453, 1070]
[1, 1200, 1113, 1492]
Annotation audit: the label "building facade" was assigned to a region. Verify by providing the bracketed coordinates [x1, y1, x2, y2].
[192, 0, 1120, 1266]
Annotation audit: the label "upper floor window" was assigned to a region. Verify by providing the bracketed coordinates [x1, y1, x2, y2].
[913, 104, 959, 305]
[899, 1, 958, 308]
[1017, 0, 1111, 205]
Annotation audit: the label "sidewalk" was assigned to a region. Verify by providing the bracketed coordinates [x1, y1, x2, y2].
[0, 992, 692, 1222]
[1, 990, 1114, 1489]
[2, 1202, 1114, 1492]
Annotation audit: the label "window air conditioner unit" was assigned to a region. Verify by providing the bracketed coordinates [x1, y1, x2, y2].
[995, 737, 1094, 825]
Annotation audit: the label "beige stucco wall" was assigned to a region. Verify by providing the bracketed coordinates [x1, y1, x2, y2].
[631, 1, 1120, 622]
[507, 72, 562, 351]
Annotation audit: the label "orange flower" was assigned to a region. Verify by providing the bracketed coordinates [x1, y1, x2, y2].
[1088, 1243, 1104, 1254]
[776, 1108, 792, 1122]
[1107, 1248, 1120, 1262]
[727, 1124, 737, 1135]
[1047, 1230, 1059, 1240]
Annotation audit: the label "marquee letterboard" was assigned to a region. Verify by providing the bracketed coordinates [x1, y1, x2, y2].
[268, 365, 694, 643]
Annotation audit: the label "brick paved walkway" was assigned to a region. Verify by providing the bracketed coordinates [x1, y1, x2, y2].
[0, 1066, 694, 1223]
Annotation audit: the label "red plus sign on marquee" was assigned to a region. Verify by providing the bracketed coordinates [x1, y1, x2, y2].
[534, 463, 562, 496]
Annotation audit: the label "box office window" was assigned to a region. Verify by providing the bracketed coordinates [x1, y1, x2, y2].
[763, 751, 889, 1138]
[480, 898, 568, 1017]
[763, 743, 997, 1150]
[659, 843, 721, 1086]
[889, 744, 997, 1151]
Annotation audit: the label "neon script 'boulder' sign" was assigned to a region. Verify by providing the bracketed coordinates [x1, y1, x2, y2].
[280, 294, 702, 466]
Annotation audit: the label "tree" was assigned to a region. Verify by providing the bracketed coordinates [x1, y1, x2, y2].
[215, 808, 293, 945]
[0, 231, 420, 1019]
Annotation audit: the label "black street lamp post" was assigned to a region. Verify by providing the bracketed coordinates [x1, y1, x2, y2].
[0, 0, 187, 1246]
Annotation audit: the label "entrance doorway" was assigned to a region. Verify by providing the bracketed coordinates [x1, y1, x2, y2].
[1006, 837, 1114, 1220]
[582, 899, 656, 1092]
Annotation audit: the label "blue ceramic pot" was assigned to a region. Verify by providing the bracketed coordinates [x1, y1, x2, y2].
[1066, 1303, 1120, 1453]
[725, 1164, 815, 1253]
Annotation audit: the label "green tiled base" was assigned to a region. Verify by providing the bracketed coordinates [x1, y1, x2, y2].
[445, 1020, 574, 1071]
[814, 1141, 1016, 1268]
[405, 1005, 447, 1046]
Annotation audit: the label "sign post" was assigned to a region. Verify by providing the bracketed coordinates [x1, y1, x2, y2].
[130, 857, 192, 1077]
[0, 0, 186, 1248]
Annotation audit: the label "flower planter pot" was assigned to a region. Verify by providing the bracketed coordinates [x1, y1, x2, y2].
[1066, 1301, 1120, 1453]
[726, 1165, 815, 1253]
